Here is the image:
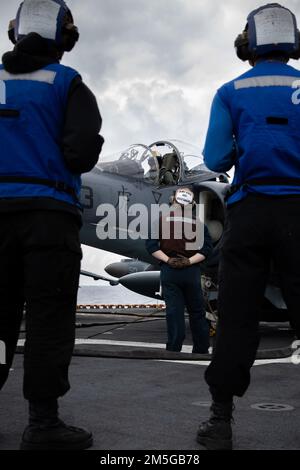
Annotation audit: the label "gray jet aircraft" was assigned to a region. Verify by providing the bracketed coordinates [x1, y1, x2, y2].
[80, 140, 287, 322]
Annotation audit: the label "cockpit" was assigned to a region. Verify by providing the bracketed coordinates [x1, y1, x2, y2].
[97, 140, 224, 186]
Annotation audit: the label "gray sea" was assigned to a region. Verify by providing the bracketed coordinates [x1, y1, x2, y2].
[77, 285, 160, 305]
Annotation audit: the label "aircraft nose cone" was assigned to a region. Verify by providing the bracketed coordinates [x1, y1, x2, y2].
[119, 272, 161, 300]
[105, 261, 152, 278]
[105, 262, 128, 278]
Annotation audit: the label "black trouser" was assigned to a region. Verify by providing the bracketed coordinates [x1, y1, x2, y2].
[205, 195, 300, 401]
[0, 211, 82, 401]
[161, 264, 210, 353]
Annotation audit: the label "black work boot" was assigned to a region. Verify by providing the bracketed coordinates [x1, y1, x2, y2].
[197, 401, 233, 451]
[20, 400, 93, 451]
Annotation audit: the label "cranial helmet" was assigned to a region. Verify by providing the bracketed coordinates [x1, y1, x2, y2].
[235, 3, 300, 62]
[175, 188, 195, 207]
[8, 0, 79, 52]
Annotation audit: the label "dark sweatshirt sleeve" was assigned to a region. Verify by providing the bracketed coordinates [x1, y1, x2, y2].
[146, 238, 160, 255]
[63, 76, 105, 174]
[199, 225, 214, 259]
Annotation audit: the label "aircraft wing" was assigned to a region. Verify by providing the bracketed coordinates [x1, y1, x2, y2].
[80, 270, 119, 286]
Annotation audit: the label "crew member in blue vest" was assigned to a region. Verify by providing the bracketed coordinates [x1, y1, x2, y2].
[146, 188, 213, 354]
[0, 0, 104, 450]
[197, 3, 300, 450]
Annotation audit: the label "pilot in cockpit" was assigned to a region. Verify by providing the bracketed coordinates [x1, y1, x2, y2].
[144, 154, 162, 182]
[159, 152, 180, 185]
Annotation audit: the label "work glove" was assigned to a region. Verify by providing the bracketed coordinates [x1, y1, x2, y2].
[167, 256, 191, 269]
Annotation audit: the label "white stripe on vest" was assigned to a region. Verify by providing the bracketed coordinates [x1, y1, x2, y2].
[0, 70, 57, 84]
[234, 75, 300, 90]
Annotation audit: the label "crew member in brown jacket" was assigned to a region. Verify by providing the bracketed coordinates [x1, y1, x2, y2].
[146, 188, 213, 353]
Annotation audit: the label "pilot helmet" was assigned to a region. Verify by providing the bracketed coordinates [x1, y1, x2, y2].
[8, 0, 79, 52]
[235, 3, 300, 62]
[174, 188, 195, 207]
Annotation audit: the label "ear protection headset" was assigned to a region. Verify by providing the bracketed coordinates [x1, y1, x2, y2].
[8, 0, 79, 52]
[234, 25, 252, 62]
[8, 20, 17, 45]
[61, 22, 80, 52]
[234, 3, 300, 61]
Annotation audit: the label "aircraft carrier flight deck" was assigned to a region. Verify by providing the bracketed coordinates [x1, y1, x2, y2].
[1, 306, 299, 451]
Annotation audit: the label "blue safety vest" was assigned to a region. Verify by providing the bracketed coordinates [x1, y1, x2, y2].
[219, 61, 300, 204]
[0, 62, 81, 206]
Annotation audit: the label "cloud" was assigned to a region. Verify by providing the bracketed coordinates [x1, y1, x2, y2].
[2, 1, 300, 278]
[1, 0, 300, 155]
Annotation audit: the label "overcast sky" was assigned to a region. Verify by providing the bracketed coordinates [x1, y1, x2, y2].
[2, 1, 300, 283]
[1, 0, 300, 156]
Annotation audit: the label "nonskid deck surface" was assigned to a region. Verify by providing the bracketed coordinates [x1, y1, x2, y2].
[1, 311, 299, 450]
